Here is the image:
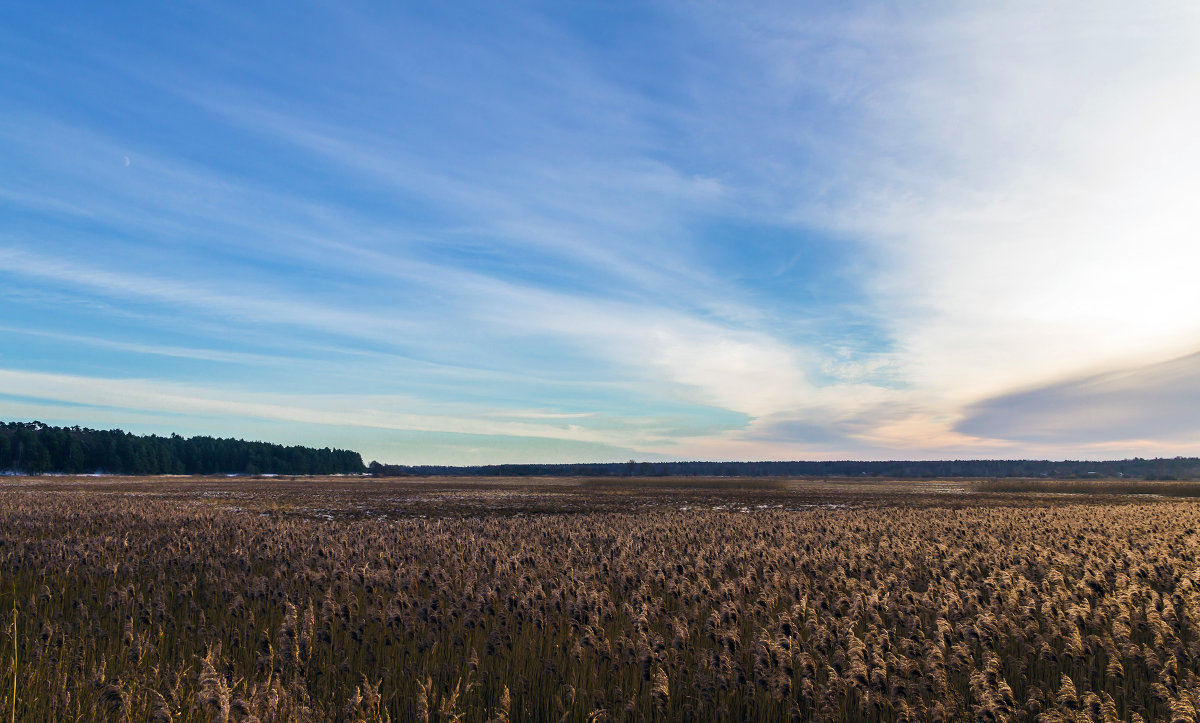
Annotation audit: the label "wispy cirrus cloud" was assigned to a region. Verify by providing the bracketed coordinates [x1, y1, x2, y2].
[0, 247, 422, 342]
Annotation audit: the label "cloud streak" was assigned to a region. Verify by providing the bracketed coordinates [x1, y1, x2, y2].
[0, 368, 674, 449]
[958, 350, 1200, 447]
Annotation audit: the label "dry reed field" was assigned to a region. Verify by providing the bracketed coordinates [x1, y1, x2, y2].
[2, 476, 1200, 721]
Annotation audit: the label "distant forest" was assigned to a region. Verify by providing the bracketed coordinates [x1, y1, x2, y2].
[370, 457, 1200, 480]
[0, 421, 365, 475]
[4, 419, 1197, 479]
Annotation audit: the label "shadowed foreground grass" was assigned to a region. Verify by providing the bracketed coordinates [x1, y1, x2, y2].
[2, 476, 1200, 721]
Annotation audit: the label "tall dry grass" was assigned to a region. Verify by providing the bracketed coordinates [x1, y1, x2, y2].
[1, 483, 1199, 720]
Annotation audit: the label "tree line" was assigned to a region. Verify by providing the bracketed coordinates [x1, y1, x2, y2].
[5, 418, 1195, 479]
[369, 457, 1200, 479]
[0, 421, 365, 475]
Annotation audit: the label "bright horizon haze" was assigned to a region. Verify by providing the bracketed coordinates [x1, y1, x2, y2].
[3, 2, 1199, 465]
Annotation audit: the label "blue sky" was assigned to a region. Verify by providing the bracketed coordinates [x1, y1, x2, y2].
[3, 1, 1199, 464]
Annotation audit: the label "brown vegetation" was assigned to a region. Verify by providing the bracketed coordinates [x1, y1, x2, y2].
[1, 476, 1199, 721]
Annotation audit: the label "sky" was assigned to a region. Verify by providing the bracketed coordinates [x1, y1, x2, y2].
[2, 1, 1199, 465]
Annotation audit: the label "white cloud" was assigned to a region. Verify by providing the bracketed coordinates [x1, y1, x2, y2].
[683, 2, 1200, 455]
[593, 2, 1200, 458]
[828, 3, 1200, 399]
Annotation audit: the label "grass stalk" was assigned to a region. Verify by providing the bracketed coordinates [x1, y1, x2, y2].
[9, 585, 14, 723]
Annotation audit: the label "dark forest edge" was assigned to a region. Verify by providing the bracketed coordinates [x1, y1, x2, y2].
[0, 421, 364, 475]
[3, 419, 1197, 480]
[370, 457, 1200, 480]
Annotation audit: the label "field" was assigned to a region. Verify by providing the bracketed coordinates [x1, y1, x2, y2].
[2, 476, 1200, 721]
